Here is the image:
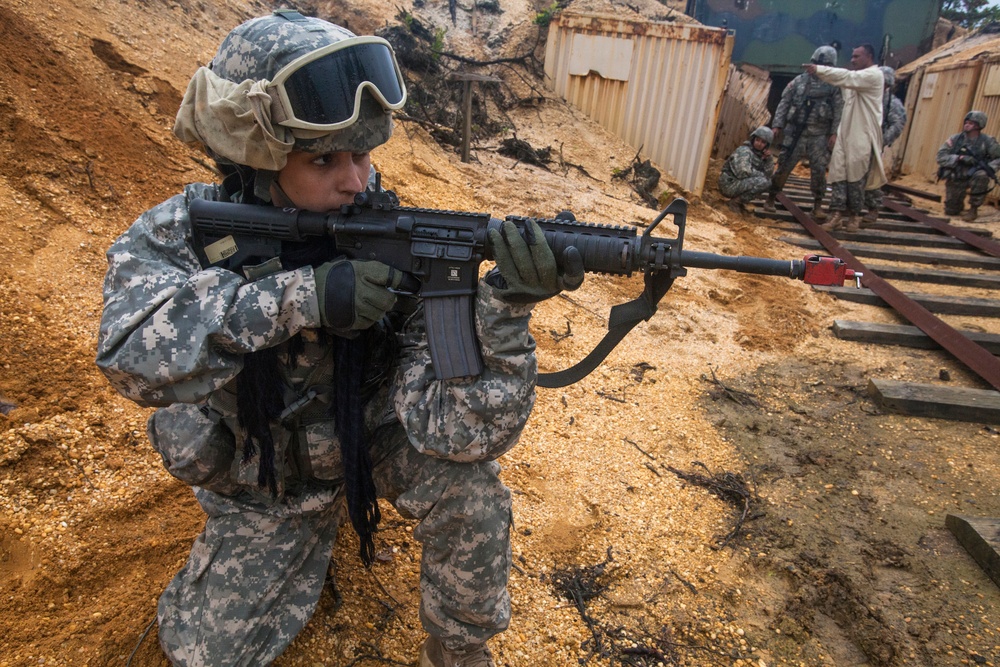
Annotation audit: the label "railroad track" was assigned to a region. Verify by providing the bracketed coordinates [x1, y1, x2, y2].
[754, 175, 1000, 424]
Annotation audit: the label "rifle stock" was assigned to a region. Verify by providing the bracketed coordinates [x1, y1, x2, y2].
[189, 183, 852, 386]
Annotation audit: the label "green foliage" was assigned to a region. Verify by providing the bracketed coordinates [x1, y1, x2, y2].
[941, 0, 1000, 29]
[431, 27, 446, 60]
[534, 1, 561, 27]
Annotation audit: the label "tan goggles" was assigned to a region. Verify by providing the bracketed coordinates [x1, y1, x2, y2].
[268, 36, 407, 131]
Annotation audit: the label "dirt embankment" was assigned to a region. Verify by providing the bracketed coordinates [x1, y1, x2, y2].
[3, 0, 1000, 666]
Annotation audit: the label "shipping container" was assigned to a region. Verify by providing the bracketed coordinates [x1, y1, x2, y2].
[544, 12, 734, 196]
[685, 0, 940, 73]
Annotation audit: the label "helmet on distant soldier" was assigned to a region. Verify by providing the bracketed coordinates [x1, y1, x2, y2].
[750, 126, 774, 146]
[810, 46, 837, 67]
[173, 9, 407, 200]
[879, 66, 895, 88]
[965, 110, 988, 130]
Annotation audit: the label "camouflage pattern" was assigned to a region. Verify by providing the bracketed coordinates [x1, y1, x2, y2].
[770, 72, 843, 199]
[882, 95, 906, 149]
[190, 11, 393, 161]
[936, 132, 1000, 214]
[718, 141, 774, 204]
[966, 110, 989, 130]
[829, 178, 866, 214]
[864, 94, 907, 212]
[98, 184, 536, 664]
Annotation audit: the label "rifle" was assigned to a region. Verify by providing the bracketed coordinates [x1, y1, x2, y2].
[189, 176, 860, 388]
[952, 145, 999, 196]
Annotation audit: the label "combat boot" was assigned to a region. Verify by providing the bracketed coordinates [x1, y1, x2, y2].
[762, 194, 777, 212]
[812, 198, 827, 220]
[962, 207, 979, 222]
[820, 211, 843, 231]
[843, 215, 861, 233]
[861, 209, 878, 227]
[726, 197, 746, 214]
[419, 637, 495, 667]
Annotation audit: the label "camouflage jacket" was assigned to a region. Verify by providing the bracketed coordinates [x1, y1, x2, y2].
[720, 141, 775, 183]
[772, 73, 844, 138]
[97, 183, 538, 506]
[936, 132, 1000, 180]
[882, 95, 906, 148]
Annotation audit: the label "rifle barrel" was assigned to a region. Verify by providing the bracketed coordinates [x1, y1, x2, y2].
[680, 250, 805, 280]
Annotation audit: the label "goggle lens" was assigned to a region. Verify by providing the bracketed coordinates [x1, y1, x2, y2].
[282, 42, 405, 126]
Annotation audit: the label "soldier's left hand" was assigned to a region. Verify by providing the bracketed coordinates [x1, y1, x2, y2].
[486, 219, 584, 303]
[827, 134, 837, 151]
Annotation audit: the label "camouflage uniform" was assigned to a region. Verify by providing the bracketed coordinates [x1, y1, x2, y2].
[770, 66, 844, 200]
[936, 131, 1000, 216]
[97, 182, 536, 664]
[718, 140, 774, 204]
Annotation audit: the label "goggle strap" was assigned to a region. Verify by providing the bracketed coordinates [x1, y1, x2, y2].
[266, 83, 292, 125]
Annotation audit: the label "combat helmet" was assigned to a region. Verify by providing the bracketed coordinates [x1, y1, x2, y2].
[810, 45, 837, 67]
[880, 66, 895, 88]
[750, 126, 774, 147]
[174, 9, 407, 200]
[965, 110, 988, 130]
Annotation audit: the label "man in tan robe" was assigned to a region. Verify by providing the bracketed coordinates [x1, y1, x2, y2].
[805, 43, 885, 233]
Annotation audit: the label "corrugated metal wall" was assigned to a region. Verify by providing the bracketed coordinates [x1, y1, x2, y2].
[900, 61, 981, 181]
[714, 63, 772, 160]
[969, 57, 1000, 142]
[544, 12, 733, 197]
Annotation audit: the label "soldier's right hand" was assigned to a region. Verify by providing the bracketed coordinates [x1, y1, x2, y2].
[314, 258, 405, 334]
[959, 155, 976, 166]
[772, 128, 783, 146]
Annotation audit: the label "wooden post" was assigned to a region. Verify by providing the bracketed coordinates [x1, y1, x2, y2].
[462, 79, 473, 163]
[450, 72, 501, 164]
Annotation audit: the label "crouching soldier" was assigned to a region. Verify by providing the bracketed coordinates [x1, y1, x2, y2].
[718, 126, 775, 214]
[95, 10, 583, 667]
[936, 110, 1000, 222]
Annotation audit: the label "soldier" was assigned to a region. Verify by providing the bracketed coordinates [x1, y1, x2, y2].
[763, 46, 844, 219]
[861, 66, 907, 226]
[96, 11, 583, 667]
[936, 110, 1000, 222]
[806, 43, 886, 234]
[718, 126, 775, 214]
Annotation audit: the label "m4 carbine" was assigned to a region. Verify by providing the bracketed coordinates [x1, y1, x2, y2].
[190, 178, 859, 387]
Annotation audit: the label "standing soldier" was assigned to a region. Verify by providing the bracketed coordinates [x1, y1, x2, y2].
[763, 46, 844, 219]
[936, 110, 1000, 222]
[718, 126, 775, 214]
[861, 66, 907, 226]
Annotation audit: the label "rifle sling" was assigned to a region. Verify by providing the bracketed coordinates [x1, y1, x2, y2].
[537, 280, 669, 388]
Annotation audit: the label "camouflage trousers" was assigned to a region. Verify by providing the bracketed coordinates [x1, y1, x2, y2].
[864, 186, 884, 213]
[829, 178, 866, 215]
[718, 172, 771, 204]
[944, 171, 993, 214]
[771, 133, 831, 199]
[157, 423, 512, 666]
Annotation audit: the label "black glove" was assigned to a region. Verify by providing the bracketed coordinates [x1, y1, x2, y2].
[314, 259, 404, 333]
[958, 154, 976, 166]
[486, 219, 584, 303]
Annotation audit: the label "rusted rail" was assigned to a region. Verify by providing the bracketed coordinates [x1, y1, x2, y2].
[882, 198, 1000, 259]
[776, 192, 1000, 392]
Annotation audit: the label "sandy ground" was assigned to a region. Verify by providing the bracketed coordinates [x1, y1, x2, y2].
[2, 0, 1000, 666]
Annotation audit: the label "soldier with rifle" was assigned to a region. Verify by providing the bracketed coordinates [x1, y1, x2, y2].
[763, 46, 844, 219]
[936, 110, 1000, 222]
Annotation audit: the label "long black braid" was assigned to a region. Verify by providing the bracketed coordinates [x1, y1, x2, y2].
[219, 163, 383, 564]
